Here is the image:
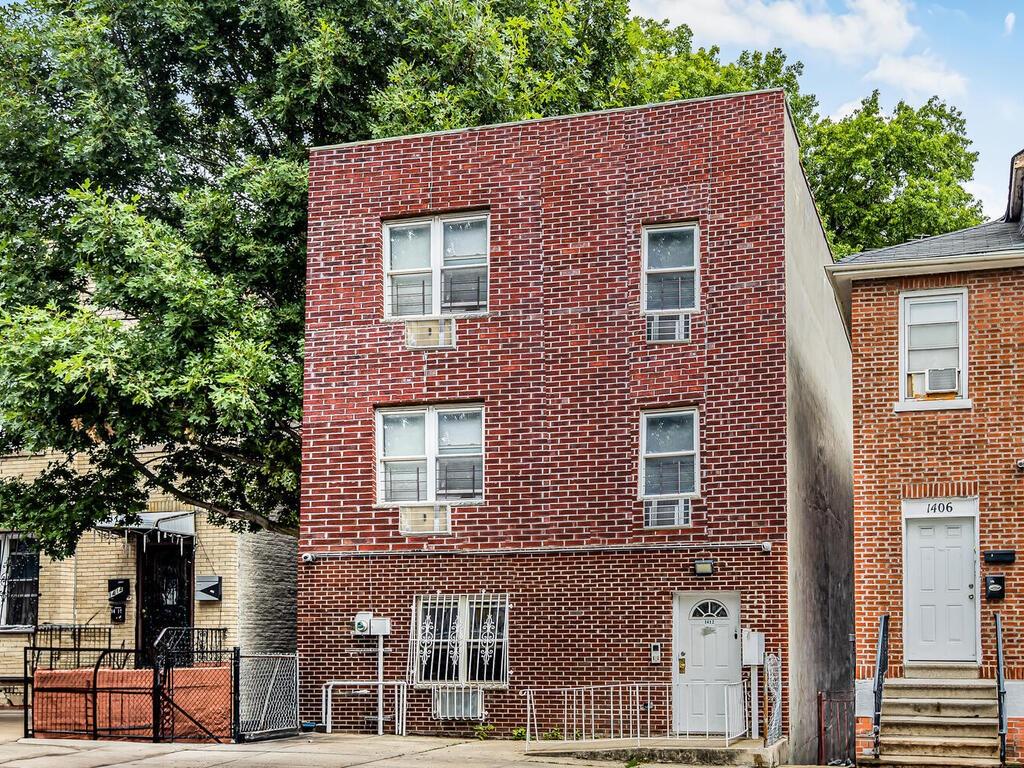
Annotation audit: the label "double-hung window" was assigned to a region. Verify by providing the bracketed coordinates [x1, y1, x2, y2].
[0, 533, 39, 628]
[377, 406, 484, 504]
[412, 594, 509, 686]
[640, 409, 699, 527]
[643, 224, 699, 342]
[899, 289, 969, 409]
[384, 213, 489, 318]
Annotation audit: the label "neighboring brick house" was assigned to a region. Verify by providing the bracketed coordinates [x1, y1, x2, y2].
[301, 89, 852, 763]
[0, 450, 297, 706]
[829, 149, 1024, 766]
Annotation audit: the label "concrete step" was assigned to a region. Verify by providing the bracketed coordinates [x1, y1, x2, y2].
[904, 662, 980, 679]
[859, 755, 1000, 768]
[879, 734, 999, 759]
[882, 697, 998, 718]
[885, 678, 997, 700]
[881, 715, 999, 738]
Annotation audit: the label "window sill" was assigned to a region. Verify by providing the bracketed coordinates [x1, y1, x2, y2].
[893, 399, 973, 413]
[413, 682, 508, 691]
[383, 312, 489, 323]
[0, 625, 34, 634]
[374, 501, 484, 509]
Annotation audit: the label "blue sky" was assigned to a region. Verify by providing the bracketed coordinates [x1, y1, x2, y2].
[630, 0, 1022, 219]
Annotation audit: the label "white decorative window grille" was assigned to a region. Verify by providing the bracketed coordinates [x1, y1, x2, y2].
[642, 224, 699, 342]
[411, 594, 509, 686]
[900, 290, 967, 402]
[384, 213, 489, 319]
[377, 405, 484, 506]
[0, 533, 39, 628]
[640, 409, 699, 527]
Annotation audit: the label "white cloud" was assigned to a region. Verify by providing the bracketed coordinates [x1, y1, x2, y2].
[631, 0, 919, 61]
[865, 52, 968, 100]
[1005, 12, 1016, 36]
[830, 99, 862, 120]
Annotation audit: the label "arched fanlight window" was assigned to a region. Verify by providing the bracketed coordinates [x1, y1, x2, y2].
[690, 599, 729, 620]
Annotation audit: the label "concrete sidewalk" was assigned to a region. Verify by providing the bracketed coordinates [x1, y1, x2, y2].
[0, 713, 822, 767]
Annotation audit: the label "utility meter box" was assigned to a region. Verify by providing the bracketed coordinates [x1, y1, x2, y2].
[352, 612, 392, 636]
[742, 629, 765, 665]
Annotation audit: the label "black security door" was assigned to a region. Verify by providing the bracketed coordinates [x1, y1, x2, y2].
[137, 539, 193, 657]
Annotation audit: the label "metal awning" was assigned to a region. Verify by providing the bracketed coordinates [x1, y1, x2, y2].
[96, 511, 196, 538]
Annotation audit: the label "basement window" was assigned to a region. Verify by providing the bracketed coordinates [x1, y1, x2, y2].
[897, 289, 971, 411]
[411, 594, 509, 687]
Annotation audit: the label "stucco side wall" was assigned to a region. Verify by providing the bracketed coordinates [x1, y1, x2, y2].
[783, 119, 855, 763]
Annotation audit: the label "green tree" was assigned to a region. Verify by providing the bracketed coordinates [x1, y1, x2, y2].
[803, 91, 985, 256]
[0, 0, 986, 558]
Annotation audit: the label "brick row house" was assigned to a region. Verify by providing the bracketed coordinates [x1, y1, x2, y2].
[829, 149, 1024, 766]
[0, 450, 297, 707]
[300, 89, 852, 764]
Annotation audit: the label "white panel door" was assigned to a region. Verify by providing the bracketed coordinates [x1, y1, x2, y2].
[672, 593, 742, 735]
[905, 517, 977, 662]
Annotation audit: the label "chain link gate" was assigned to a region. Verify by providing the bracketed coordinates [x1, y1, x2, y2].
[238, 653, 299, 741]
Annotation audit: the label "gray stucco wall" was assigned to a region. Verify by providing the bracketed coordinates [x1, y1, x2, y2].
[237, 530, 298, 653]
[783, 117, 855, 763]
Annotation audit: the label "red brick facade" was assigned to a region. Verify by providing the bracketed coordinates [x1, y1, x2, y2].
[851, 269, 1024, 679]
[301, 91, 850, 761]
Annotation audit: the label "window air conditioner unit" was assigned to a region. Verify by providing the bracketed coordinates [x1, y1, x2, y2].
[925, 367, 958, 394]
[646, 314, 691, 342]
[399, 504, 451, 535]
[405, 318, 456, 349]
[432, 687, 484, 720]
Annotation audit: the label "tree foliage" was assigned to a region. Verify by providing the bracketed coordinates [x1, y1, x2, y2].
[0, 0, 985, 557]
[804, 92, 984, 256]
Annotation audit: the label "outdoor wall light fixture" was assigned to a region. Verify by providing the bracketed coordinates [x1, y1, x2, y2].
[693, 559, 716, 577]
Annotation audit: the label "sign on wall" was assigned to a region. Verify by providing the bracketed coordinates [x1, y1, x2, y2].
[902, 497, 978, 519]
[196, 575, 222, 602]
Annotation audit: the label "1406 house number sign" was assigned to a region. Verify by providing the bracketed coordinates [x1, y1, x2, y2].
[903, 497, 978, 519]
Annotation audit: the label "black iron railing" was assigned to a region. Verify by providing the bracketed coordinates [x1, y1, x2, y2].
[995, 612, 1007, 766]
[871, 614, 890, 758]
[153, 627, 227, 666]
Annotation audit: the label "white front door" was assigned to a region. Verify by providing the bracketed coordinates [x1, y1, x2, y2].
[672, 592, 742, 735]
[905, 517, 977, 662]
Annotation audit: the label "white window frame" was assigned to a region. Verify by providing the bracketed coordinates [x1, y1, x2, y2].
[383, 212, 490, 320]
[375, 405, 485, 505]
[639, 408, 700, 528]
[896, 288, 971, 412]
[411, 593, 510, 689]
[641, 223, 701, 318]
[0, 532, 38, 630]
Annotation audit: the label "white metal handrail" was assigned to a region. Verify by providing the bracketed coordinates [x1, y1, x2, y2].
[521, 681, 749, 752]
[321, 680, 408, 735]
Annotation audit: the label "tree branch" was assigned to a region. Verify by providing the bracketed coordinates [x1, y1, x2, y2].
[124, 452, 297, 536]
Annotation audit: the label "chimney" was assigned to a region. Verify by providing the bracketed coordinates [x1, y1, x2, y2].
[1006, 149, 1024, 232]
